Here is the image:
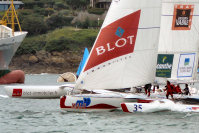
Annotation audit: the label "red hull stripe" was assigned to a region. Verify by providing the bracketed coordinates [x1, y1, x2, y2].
[84, 10, 141, 72]
[61, 104, 118, 109]
[137, 99, 154, 103]
[60, 96, 118, 109]
[60, 95, 67, 108]
[121, 103, 130, 113]
[192, 107, 199, 110]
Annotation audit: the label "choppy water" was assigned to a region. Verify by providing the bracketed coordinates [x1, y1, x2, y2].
[1, 74, 199, 133]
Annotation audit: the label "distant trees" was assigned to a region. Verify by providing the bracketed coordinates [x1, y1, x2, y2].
[21, 16, 48, 35]
[46, 13, 73, 30]
[65, 0, 90, 9]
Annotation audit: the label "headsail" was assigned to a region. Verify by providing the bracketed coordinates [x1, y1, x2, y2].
[156, 0, 199, 84]
[76, 0, 162, 90]
[76, 48, 89, 77]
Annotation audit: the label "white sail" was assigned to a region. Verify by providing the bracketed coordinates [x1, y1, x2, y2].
[76, 0, 162, 90]
[156, 0, 199, 84]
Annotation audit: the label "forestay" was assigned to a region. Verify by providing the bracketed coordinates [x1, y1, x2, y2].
[75, 0, 162, 90]
[156, 0, 199, 84]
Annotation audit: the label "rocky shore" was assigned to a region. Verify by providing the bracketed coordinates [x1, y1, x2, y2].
[9, 50, 84, 74]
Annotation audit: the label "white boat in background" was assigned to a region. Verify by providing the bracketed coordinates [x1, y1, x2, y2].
[0, 0, 27, 69]
[0, 25, 27, 69]
[155, 0, 199, 85]
[60, 0, 162, 112]
[4, 83, 75, 98]
[0, 0, 27, 84]
[154, 0, 199, 103]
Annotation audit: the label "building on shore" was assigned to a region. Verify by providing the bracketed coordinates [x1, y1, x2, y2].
[90, 0, 111, 9]
[0, 0, 23, 11]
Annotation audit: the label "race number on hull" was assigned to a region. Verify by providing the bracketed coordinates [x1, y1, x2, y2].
[84, 10, 141, 72]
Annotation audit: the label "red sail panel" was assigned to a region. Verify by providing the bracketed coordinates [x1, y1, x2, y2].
[84, 10, 141, 72]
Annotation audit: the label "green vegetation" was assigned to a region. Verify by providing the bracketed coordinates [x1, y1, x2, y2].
[88, 8, 105, 15]
[17, 27, 99, 55]
[0, 0, 107, 55]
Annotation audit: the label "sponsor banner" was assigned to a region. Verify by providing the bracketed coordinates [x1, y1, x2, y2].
[84, 10, 141, 72]
[172, 4, 194, 30]
[177, 53, 195, 77]
[156, 54, 174, 78]
[12, 89, 22, 97]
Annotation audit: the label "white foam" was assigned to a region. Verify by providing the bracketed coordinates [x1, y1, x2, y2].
[0, 94, 9, 98]
[156, 100, 199, 113]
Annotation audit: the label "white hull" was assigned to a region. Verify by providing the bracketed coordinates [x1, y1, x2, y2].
[4, 84, 75, 98]
[0, 25, 27, 69]
[60, 94, 126, 112]
[121, 100, 199, 113]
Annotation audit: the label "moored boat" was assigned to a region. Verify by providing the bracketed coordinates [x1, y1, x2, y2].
[0, 0, 27, 84]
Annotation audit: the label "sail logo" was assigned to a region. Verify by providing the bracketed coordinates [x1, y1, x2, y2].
[12, 89, 22, 97]
[172, 5, 194, 30]
[177, 53, 195, 78]
[184, 58, 190, 66]
[162, 56, 167, 63]
[156, 54, 174, 78]
[115, 27, 124, 37]
[96, 35, 134, 56]
[84, 10, 141, 72]
[72, 98, 91, 108]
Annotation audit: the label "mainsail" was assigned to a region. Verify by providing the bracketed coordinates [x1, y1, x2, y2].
[156, 0, 199, 84]
[76, 0, 162, 90]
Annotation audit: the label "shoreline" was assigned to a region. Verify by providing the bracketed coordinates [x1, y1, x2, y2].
[9, 50, 83, 74]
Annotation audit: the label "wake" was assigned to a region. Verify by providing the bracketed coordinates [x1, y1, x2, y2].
[0, 94, 9, 98]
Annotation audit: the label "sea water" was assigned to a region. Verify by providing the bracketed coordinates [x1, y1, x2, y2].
[0, 74, 199, 133]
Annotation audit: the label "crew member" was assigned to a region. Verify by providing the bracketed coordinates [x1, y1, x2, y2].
[175, 84, 182, 94]
[184, 84, 191, 95]
[165, 81, 174, 100]
[144, 83, 152, 97]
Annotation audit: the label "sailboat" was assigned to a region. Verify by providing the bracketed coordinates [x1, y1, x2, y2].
[60, 0, 162, 112]
[121, 0, 199, 113]
[155, 0, 199, 103]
